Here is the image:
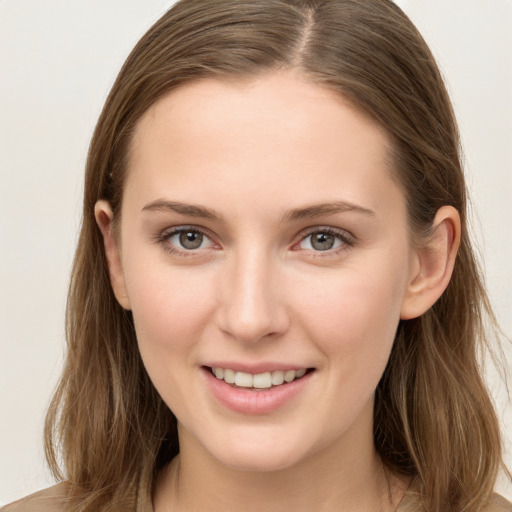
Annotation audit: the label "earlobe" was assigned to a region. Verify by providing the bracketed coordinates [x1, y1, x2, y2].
[94, 200, 131, 310]
[400, 206, 461, 320]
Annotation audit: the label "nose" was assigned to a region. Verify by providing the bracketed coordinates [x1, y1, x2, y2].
[215, 249, 289, 344]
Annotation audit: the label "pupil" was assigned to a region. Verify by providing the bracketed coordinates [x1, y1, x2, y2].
[311, 232, 334, 251]
[179, 231, 203, 249]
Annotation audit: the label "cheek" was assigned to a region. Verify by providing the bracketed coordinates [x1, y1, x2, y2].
[124, 261, 221, 417]
[295, 256, 408, 367]
[123, 254, 217, 360]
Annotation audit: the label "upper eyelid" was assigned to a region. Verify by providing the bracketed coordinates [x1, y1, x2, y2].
[300, 225, 350, 234]
[161, 224, 216, 240]
[296, 225, 355, 241]
[161, 225, 353, 238]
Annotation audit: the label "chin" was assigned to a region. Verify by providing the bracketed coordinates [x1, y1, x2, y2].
[203, 431, 312, 473]
[220, 449, 303, 473]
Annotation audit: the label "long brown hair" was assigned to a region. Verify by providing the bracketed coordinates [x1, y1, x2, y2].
[44, 1, 508, 510]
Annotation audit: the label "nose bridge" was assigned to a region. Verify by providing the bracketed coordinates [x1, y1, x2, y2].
[217, 244, 287, 343]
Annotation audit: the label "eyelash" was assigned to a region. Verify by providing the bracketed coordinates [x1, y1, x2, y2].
[155, 226, 356, 257]
[155, 226, 217, 257]
[294, 227, 356, 257]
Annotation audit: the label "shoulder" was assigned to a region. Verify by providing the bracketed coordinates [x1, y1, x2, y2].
[398, 482, 512, 512]
[483, 493, 512, 512]
[1, 483, 69, 512]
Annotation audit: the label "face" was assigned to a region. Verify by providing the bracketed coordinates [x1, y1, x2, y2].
[102, 71, 422, 472]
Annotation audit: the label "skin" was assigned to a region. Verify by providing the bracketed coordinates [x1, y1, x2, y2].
[96, 70, 460, 511]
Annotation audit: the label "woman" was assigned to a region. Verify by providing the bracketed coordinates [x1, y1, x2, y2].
[4, 0, 511, 510]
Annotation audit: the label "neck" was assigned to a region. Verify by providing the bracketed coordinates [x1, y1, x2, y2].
[153, 405, 408, 512]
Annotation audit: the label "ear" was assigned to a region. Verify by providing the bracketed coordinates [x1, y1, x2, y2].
[94, 200, 131, 310]
[400, 206, 461, 320]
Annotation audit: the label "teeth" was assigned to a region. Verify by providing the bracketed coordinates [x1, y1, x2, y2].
[271, 370, 284, 386]
[253, 372, 272, 389]
[234, 371, 253, 388]
[224, 368, 235, 384]
[211, 367, 308, 389]
[284, 370, 296, 383]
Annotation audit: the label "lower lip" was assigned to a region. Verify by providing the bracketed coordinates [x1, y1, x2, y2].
[202, 367, 314, 415]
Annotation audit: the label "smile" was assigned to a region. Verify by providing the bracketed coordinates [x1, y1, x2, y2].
[204, 365, 316, 414]
[210, 367, 309, 389]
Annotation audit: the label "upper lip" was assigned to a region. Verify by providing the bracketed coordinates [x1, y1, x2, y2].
[203, 362, 313, 374]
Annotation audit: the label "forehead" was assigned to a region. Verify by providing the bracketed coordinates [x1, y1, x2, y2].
[125, 71, 403, 218]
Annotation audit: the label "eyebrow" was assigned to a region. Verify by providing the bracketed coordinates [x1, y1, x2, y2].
[142, 199, 223, 221]
[281, 201, 375, 223]
[141, 199, 375, 223]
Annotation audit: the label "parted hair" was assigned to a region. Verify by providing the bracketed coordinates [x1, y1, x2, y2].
[44, 1, 508, 511]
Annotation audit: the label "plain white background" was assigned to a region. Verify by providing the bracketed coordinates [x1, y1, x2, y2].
[1, 0, 511, 505]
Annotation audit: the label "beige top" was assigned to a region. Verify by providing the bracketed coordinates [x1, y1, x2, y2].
[3, 482, 512, 511]
[2, 483, 69, 512]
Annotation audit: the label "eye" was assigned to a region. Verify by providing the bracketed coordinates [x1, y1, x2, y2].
[161, 227, 215, 253]
[173, 230, 207, 250]
[297, 228, 354, 252]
